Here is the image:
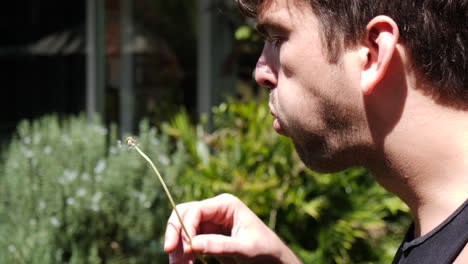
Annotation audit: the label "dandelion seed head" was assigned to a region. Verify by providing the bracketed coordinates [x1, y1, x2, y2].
[126, 137, 137, 146]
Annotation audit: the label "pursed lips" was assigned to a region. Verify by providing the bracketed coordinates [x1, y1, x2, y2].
[269, 104, 287, 136]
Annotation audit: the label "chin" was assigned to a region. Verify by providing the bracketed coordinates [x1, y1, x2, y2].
[292, 138, 358, 173]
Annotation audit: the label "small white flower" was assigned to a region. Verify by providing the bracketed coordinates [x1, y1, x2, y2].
[144, 201, 152, 208]
[81, 172, 90, 180]
[23, 136, 31, 144]
[21, 147, 34, 158]
[43, 146, 52, 154]
[66, 197, 75, 206]
[58, 176, 66, 185]
[109, 146, 117, 154]
[60, 135, 72, 145]
[91, 204, 100, 212]
[64, 170, 78, 182]
[139, 193, 146, 203]
[92, 192, 102, 204]
[159, 155, 170, 166]
[50, 217, 60, 227]
[39, 200, 46, 210]
[93, 125, 107, 135]
[11, 162, 19, 169]
[94, 160, 106, 174]
[76, 188, 87, 197]
[8, 245, 16, 253]
[33, 134, 42, 144]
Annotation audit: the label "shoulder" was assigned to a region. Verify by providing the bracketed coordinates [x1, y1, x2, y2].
[453, 243, 468, 264]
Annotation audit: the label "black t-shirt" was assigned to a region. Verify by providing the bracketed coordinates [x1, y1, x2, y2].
[392, 199, 468, 264]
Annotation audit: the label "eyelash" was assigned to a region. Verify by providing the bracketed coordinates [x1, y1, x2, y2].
[265, 36, 283, 48]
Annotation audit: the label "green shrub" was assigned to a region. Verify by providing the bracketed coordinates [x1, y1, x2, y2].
[0, 100, 410, 263]
[0, 116, 177, 263]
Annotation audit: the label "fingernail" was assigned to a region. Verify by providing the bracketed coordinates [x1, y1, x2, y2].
[164, 238, 172, 252]
[183, 243, 193, 254]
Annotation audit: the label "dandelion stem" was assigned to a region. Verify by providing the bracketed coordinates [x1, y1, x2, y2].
[126, 137, 208, 264]
[126, 137, 192, 245]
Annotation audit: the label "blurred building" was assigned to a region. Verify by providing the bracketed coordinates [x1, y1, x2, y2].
[0, 0, 236, 140]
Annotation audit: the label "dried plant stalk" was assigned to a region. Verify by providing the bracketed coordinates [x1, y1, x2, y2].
[126, 137, 207, 263]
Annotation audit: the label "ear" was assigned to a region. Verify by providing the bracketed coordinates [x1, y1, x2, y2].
[360, 16, 399, 95]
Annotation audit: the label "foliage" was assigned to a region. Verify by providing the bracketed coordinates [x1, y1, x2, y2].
[0, 116, 175, 263]
[0, 99, 410, 263]
[164, 99, 411, 263]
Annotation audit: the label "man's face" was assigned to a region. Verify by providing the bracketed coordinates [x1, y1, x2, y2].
[255, 0, 370, 172]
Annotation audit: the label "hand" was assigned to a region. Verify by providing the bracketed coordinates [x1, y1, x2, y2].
[164, 193, 302, 264]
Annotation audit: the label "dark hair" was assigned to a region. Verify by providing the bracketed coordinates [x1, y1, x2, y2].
[236, 0, 468, 106]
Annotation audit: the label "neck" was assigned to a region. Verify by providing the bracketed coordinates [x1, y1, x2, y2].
[367, 93, 468, 237]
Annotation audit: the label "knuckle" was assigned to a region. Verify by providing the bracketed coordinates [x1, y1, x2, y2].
[217, 193, 238, 202]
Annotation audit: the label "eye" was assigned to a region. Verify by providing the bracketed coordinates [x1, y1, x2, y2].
[265, 36, 284, 48]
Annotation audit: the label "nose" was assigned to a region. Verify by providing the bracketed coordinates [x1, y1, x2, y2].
[255, 47, 277, 89]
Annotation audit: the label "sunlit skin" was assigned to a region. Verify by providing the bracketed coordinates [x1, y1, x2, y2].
[255, 0, 371, 173]
[164, 0, 468, 263]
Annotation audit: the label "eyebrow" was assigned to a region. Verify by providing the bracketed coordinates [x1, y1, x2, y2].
[256, 21, 288, 36]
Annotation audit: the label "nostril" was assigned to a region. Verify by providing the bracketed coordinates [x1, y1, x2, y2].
[262, 80, 275, 88]
[255, 62, 277, 88]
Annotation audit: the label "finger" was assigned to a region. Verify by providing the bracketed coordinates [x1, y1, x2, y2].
[181, 194, 239, 253]
[169, 237, 197, 264]
[164, 220, 180, 253]
[183, 194, 239, 235]
[176, 205, 203, 254]
[165, 202, 196, 253]
[169, 237, 184, 264]
[167, 194, 240, 254]
[191, 234, 249, 256]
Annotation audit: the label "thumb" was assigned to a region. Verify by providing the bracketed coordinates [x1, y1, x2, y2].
[191, 234, 248, 256]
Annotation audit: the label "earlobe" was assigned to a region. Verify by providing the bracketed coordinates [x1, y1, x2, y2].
[361, 16, 400, 95]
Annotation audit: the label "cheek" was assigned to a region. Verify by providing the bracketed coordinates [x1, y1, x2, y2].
[276, 80, 320, 130]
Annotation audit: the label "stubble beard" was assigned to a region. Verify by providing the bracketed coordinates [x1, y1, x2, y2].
[284, 104, 367, 173]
